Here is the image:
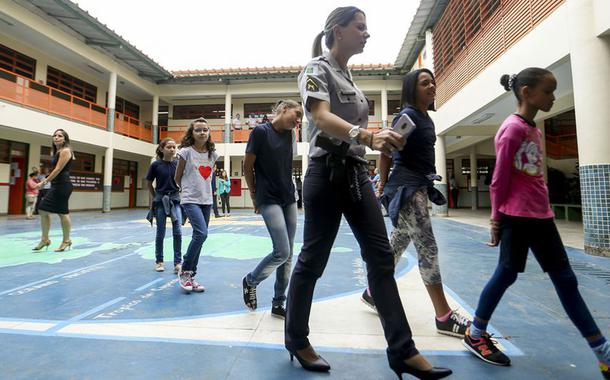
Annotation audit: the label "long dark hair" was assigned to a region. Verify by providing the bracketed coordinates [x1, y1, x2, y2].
[51, 129, 71, 156]
[156, 137, 175, 160]
[400, 68, 436, 111]
[311, 6, 365, 57]
[179, 117, 215, 158]
[500, 67, 552, 104]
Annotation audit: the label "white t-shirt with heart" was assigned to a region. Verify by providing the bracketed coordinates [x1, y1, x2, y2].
[176, 146, 219, 205]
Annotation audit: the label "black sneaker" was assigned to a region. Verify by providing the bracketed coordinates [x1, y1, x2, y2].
[436, 310, 470, 338]
[600, 361, 610, 379]
[242, 276, 257, 310]
[462, 328, 511, 366]
[271, 304, 286, 319]
[361, 289, 376, 311]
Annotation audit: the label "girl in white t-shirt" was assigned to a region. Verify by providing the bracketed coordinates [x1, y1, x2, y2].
[175, 117, 219, 293]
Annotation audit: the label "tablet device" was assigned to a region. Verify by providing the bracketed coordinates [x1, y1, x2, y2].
[392, 113, 416, 138]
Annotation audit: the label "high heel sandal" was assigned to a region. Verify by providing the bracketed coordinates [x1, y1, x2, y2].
[32, 240, 51, 251]
[54, 240, 72, 252]
[389, 359, 452, 380]
[288, 346, 331, 372]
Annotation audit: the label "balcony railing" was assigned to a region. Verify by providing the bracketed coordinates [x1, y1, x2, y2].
[159, 125, 302, 143]
[114, 112, 152, 142]
[0, 66, 153, 143]
[0, 66, 107, 129]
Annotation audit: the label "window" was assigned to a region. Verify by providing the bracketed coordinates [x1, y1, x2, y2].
[0, 139, 10, 163]
[40, 146, 53, 170]
[47, 66, 97, 102]
[243, 103, 275, 118]
[158, 105, 169, 127]
[368, 100, 375, 116]
[73, 151, 95, 172]
[114, 96, 140, 119]
[173, 104, 226, 120]
[388, 100, 402, 115]
[0, 43, 36, 79]
[112, 158, 137, 176]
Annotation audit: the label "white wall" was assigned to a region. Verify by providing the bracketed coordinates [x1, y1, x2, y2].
[434, 2, 571, 133]
[0, 163, 9, 214]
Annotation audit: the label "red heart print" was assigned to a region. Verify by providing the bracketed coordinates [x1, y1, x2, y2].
[198, 166, 212, 179]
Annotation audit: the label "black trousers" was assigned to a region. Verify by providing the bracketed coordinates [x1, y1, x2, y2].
[285, 159, 418, 363]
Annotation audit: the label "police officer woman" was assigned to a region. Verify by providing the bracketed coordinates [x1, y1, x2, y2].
[284, 6, 452, 380]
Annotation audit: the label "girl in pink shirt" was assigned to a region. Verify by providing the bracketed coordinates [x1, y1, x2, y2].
[25, 172, 39, 220]
[462, 68, 609, 379]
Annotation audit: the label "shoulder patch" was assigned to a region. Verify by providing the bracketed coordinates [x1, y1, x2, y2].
[304, 65, 318, 75]
[305, 76, 320, 92]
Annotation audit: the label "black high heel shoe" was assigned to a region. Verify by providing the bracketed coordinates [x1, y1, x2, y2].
[288, 346, 331, 372]
[390, 360, 452, 380]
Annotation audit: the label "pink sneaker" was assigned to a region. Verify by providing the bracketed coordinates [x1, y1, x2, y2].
[191, 278, 205, 293]
[178, 271, 193, 293]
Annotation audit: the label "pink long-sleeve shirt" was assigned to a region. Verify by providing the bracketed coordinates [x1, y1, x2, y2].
[490, 114, 554, 221]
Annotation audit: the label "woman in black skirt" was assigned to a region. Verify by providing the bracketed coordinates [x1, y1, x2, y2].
[33, 129, 74, 252]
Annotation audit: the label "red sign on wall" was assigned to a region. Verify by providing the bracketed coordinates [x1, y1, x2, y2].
[230, 178, 241, 196]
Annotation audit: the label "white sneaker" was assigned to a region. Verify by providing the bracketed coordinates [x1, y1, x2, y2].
[191, 278, 205, 293]
[155, 263, 164, 272]
[178, 270, 193, 293]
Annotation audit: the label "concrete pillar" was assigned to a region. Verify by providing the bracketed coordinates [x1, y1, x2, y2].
[103, 71, 117, 213]
[568, 0, 610, 256]
[152, 95, 159, 145]
[28, 142, 41, 174]
[34, 64, 47, 85]
[300, 113, 309, 142]
[301, 149, 309, 177]
[432, 134, 448, 216]
[470, 146, 478, 210]
[224, 90, 232, 143]
[381, 88, 388, 129]
[223, 144, 230, 179]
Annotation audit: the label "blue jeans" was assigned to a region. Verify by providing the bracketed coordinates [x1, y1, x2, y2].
[246, 202, 297, 306]
[155, 201, 182, 265]
[181, 203, 211, 275]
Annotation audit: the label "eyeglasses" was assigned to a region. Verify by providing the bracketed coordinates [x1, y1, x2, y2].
[194, 128, 209, 133]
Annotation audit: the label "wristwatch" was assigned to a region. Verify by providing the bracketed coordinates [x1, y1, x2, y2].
[348, 125, 360, 144]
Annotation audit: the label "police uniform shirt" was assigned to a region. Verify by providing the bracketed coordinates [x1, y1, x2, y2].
[298, 52, 370, 158]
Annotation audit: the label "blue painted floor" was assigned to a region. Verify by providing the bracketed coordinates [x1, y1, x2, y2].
[0, 209, 608, 379]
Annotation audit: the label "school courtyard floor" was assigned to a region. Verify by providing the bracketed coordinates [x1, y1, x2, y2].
[0, 208, 607, 379]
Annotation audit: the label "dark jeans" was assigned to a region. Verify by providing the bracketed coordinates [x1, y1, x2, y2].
[181, 203, 211, 275]
[154, 202, 182, 265]
[475, 263, 601, 338]
[212, 193, 220, 217]
[220, 193, 231, 214]
[285, 159, 419, 364]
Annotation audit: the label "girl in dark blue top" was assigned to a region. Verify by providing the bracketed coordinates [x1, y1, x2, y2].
[363, 69, 470, 340]
[146, 137, 182, 274]
[241, 100, 302, 318]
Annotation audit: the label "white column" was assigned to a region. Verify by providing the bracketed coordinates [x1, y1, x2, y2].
[470, 146, 478, 210]
[103, 71, 117, 212]
[381, 88, 388, 128]
[34, 64, 47, 85]
[432, 134, 448, 216]
[224, 90, 232, 143]
[300, 113, 309, 142]
[152, 95, 159, 144]
[568, 0, 610, 256]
